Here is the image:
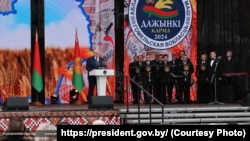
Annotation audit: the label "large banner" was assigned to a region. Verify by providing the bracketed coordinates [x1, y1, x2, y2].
[0, 0, 31, 103]
[124, 0, 197, 103]
[44, 0, 115, 104]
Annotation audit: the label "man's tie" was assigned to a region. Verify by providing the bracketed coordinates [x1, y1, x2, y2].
[95, 57, 99, 66]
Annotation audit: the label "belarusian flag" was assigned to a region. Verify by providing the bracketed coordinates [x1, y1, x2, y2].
[32, 30, 43, 92]
[72, 29, 84, 92]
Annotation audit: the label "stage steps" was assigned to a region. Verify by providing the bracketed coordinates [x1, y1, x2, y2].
[119, 105, 250, 125]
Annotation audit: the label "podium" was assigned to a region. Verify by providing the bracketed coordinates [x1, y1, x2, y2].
[89, 69, 114, 96]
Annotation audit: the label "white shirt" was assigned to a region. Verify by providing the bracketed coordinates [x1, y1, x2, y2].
[210, 60, 214, 66]
[95, 57, 99, 62]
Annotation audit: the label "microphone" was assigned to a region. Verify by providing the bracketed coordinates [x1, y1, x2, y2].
[215, 56, 222, 62]
[102, 61, 107, 68]
[100, 60, 107, 69]
[217, 56, 222, 60]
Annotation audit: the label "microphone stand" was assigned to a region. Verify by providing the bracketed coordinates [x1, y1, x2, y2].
[209, 59, 224, 105]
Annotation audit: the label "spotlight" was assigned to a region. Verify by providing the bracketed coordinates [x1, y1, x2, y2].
[70, 89, 79, 104]
[50, 93, 58, 104]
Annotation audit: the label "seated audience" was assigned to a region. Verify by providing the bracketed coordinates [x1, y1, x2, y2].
[92, 119, 106, 125]
[57, 121, 70, 125]
[34, 123, 57, 141]
[1, 117, 32, 141]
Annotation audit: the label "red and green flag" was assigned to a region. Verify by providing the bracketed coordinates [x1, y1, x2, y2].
[32, 30, 43, 92]
[72, 29, 84, 92]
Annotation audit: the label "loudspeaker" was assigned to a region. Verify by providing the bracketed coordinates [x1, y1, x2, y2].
[2, 97, 29, 111]
[89, 96, 114, 109]
[241, 93, 250, 106]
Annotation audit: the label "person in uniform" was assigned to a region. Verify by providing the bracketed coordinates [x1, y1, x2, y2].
[141, 54, 156, 104]
[169, 54, 179, 103]
[177, 55, 194, 104]
[176, 50, 191, 64]
[196, 53, 210, 103]
[129, 55, 140, 104]
[154, 54, 163, 103]
[159, 54, 174, 104]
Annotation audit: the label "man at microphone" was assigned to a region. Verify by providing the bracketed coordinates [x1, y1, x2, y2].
[86, 48, 106, 104]
[207, 50, 223, 103]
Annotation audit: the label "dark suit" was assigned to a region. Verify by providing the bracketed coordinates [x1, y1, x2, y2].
[221, 57, 239, 73]
[208, 59, 223, 102]
[196, 61, 209, 103]
[221, 56, 239, 102]
[159, 61, 174, 104]
[86, 56, 106, 103]
[169, 60, 179, 102]
[154, 61, 163, 103]
[177, 60, 194, 103]
[129, 61, 142, 103]
[141, 61, 156, 104]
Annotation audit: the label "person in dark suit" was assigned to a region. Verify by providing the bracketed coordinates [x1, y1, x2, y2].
[177, 55, 194, 104]
[196, 53, 210, 103]
[176, 50, 185, 63]
[129, 55, 140, 104]
[154, 54, 163, 103]
[86, 48, 106, 104]
[221, 50, 240, 102]
[141, 54, 156, 104]
[208, 50, 223, 103]
[159, 54, 174, 104]
[176, 50, 191, 64]
[221, 50, 239, 73]
[169, 54, 179, 103]
[1, 117, 32, 141]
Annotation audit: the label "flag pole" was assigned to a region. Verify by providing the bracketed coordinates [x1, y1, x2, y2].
[73, 28, 84, 105]
[32, 91, 43, 106]
[32, 28, 44, 106]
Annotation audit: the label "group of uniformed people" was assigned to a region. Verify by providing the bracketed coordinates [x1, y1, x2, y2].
[129, 49, 241, 105]
[129, 51, 194, 104]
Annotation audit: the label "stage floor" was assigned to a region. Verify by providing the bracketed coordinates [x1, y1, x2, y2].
[0, 102, 243, 111]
